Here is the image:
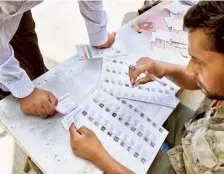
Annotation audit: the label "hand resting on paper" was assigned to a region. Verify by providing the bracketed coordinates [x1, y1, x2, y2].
[19, 88, 58, 118]
[69, 124, 134, 174]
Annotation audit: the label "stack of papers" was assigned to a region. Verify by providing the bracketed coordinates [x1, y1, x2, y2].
[63, 2, 193, 173]
[58, 53, 180, 173]
[148, 2, 191, 59]
[150, 29, 189, 59]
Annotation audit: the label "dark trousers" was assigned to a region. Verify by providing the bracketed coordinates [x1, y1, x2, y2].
[0, 10, 46, 99]
[147, 103, 195, 174]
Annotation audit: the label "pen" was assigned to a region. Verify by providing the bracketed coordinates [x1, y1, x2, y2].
[129, 64, 175, 91]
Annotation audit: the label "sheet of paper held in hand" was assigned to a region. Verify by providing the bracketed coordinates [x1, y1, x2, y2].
[62, 90, 168, 174]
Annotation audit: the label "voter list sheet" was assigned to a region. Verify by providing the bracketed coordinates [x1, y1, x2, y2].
[62, 90, 169, 174]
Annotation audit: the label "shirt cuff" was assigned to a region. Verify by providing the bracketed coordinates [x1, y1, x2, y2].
[89, 27, 108, 46]
[6, 74, 35, 99]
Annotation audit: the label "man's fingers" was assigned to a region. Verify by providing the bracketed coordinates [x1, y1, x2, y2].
[128, 66, 135, 86]
[20, 103, 32, 115]
[36, 105, 48, 118]
[43, 100, 56, 116]
[107, 32, 116, 46]
[130, 65, 148, 85]
[28, 104, 38, 116]
[136, 58, 146, 65]
[31, 110, 38, 116]
[134, 76, 152, 87]
[95, 32, 116, 49]
[34, 102, 47, 117]
[69, 124, 78, 133]
[69, 124, 81, 140]
[111, 32, 116, 42]
[78, 126, 91, 135]
[110, 32, 116, 40]
[48, 92, 58, 107]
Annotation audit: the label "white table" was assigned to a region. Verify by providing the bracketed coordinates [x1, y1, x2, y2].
[0, 2, 189, 174]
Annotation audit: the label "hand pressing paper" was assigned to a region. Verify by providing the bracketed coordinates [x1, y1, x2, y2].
[76, 42, 128, 60]
[56, 93, 78, 115]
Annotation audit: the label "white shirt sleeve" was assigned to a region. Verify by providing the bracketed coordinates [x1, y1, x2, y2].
[0, 14, 34, 98]
[78, 0, 108, 46]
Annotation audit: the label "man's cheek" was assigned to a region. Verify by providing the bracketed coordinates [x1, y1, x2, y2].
[201, 77, 215, 92]
[197, 75, 208, 90]
[199, 72, 210, 84]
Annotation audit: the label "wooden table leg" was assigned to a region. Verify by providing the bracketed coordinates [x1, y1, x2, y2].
[29, 158, 44, 174]
[24, 156, 44, 174]
[23, 156, 31, 173]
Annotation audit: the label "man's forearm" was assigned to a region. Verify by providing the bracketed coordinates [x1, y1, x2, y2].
[78, 1, 108, 46]
[0, 45, 34, 98]
[93, 149, 134, 174]
[165, 64, 199, 90]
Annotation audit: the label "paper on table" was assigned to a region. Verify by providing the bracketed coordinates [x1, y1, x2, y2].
[100, 58, 179, 108]
[182, 0, 199, 6]
[151, 37, 190, 58]
[125, 99, 174, 126]
[76, 42, 128, 60]
[171, 15, 188, 45]
[151, 32, 156, 42]
[172, 42, 190, 58]
[171, 29, 188, 45]
[151, 32, 172, 51]
[164, 17, 173, 28]
[148, 48, 190, 66]
[155, 29, 172, 41]
[62, 90, 168, 174]
[136, 12, 169, 33]
[165, 2, 191, 14]
[172, 18, 184, 31]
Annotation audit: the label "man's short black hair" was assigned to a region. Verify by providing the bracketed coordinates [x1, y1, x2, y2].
[183, 1, 224, 53]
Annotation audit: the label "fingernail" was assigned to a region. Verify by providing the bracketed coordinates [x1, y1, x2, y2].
[131, 79, 135, 85]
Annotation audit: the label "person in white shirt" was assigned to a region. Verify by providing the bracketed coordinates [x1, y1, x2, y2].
[0, 1, 115, 117]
